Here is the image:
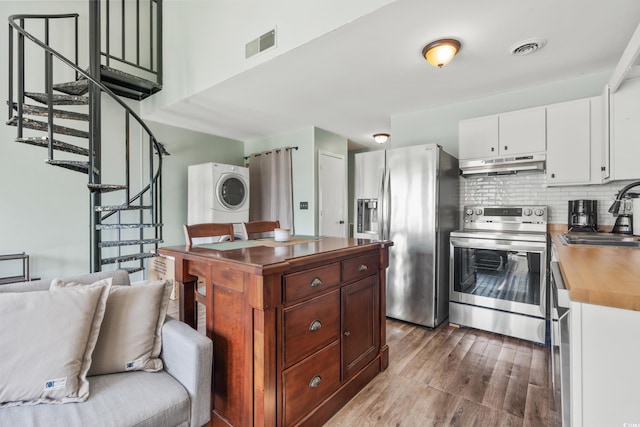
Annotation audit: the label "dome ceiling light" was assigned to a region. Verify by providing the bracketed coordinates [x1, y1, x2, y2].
[373, 133, 390, 144]
[422, 39, 461, 68]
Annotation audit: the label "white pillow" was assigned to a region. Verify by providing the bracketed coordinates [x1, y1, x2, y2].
[51, 279, 171, 376]
[0, 280, 111, 407]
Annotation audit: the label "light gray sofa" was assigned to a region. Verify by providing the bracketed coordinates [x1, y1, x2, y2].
[0, 270, 212, 427]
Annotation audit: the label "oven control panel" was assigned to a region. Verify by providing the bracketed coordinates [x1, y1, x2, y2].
[463, 205, 547, 226]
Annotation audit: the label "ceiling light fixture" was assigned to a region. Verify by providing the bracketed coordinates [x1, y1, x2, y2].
[422, 38, 461, 68]
[373, 133, 390, 144]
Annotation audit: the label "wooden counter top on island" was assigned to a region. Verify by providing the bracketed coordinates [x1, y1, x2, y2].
[159, 237, 392, 426]
[550, 226, 640, 311]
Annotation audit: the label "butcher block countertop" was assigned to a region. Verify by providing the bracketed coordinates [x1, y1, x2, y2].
[550, 225, 640, 311]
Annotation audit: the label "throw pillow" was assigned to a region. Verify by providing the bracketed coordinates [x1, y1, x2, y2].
[0, 280, 111, 407]
[50, 279, 171, 376]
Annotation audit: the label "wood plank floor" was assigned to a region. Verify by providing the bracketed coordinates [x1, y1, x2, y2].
[167, 300, 560, 427]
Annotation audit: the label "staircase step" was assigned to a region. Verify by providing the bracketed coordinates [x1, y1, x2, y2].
[7, 116, 89, 139]
[87, 183, 128, 193]
[101, 252, 157, 265]
[95, 204, 153, 212]
[53, 80, 89, 96]
[16, 137, 89, 156]
[98, 238, 163, 248]
[9, 102, 89, 121]
[99, 65, 162, 101]
[25, 92, 88, 106]
[46, 159, 98, 175]
[96, 223, 162, 230]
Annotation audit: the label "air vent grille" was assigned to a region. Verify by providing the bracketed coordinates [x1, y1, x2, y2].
[246, 30, 276, 59]
[510, 38, 547, 56]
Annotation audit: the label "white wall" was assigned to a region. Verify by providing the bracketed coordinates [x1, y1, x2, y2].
[143, 0, 395, 115]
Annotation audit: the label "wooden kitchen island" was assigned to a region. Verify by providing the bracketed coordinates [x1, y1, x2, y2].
[159, 237, 392, 427]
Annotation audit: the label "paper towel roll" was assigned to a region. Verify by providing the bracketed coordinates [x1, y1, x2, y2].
[633, 198, 640, 236]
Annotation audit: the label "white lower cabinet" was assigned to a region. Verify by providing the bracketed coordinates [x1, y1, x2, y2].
[570, 301, 640, 426]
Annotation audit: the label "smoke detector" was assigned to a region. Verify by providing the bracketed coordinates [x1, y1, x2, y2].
[509, 38, 547, 56]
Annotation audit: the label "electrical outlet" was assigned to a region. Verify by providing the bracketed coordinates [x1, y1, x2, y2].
[300, 202, 308, 210]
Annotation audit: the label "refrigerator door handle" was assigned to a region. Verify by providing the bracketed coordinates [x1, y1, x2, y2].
[378, 167, 385, 240]
[381, 168, 391, 241]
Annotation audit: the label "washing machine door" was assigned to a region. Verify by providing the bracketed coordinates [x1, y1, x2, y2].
[217, 174, 248, 210]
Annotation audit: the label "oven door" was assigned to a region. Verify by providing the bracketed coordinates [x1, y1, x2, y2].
[449, 236, 547, 318]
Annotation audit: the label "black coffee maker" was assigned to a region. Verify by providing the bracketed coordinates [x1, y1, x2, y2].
[568, 200, 597, 232]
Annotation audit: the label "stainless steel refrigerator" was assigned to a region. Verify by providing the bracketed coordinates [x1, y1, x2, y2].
[354, 144, 459, 327]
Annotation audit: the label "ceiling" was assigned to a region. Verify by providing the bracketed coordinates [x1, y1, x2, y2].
[147, 0, 640, 150]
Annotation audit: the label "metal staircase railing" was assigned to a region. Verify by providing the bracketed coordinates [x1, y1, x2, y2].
[7, 5, 164, 274]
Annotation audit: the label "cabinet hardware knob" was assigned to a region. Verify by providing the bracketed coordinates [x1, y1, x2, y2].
[309, 375, 322, 388]
[504, 145, 508, 150]
[310, 277, 322, 287]
[344, 331, 351, 337]
[309, 320, 323, 331]
[358, 264, 368, 271]
[339, 220, 345, 224]
[551, 173, 555, 178]
[491, 147, 495, 152]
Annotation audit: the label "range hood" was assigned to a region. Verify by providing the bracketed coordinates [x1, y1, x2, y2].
[460, 153, 546, 177]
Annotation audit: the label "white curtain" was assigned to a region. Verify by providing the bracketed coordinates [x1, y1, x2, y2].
[248, 148, 294, 232]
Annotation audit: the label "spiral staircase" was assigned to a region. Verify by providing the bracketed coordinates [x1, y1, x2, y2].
[6, 1, 165, 274]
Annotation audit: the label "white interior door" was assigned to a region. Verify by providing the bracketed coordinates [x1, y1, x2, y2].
[319, 151, 346, 237]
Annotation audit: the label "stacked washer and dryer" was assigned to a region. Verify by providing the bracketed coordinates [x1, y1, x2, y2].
[187, 162, 250, 241]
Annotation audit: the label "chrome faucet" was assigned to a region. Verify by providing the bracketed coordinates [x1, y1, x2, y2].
[608, 180, 640, 214]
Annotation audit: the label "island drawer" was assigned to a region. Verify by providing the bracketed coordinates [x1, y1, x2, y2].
[283, 340, 341, 426]
[283, 262, 340, 303]
[283, 290, 340, 367]
[342, 251, 379, 283]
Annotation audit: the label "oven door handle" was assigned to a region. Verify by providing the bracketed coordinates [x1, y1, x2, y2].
[450, 237, 546, 253]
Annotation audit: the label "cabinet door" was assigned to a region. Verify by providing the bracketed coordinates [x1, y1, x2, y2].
[499, 106, 546, 156]
[458, 115, 498, 160]
[341, 275, 379, 379]
[610, 77, 640, 180]
[546, 99, 591, 185]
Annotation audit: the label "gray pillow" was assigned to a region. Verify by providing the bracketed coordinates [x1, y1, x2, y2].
[51, 279, 171, 376]
[0, 280, 111, 406]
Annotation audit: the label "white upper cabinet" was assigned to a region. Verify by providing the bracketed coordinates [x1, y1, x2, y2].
[458, 115, 499, 160]
[546, 99, 591, 185]
[498, 107, 546, 156]
[609, 76, 640, 181]
[459, 106, 545, 161]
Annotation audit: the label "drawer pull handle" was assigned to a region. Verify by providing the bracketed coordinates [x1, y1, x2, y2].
[309, 375, 322, 388]
[358, 264, 368, 271]
[309, 320, 323, 331]
[310, 277, 322, 287]
[344, 330, 351, 337]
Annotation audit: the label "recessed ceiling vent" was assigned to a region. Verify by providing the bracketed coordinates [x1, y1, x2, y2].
[246, 29, 276, 59]
[509, 38, 547, 56]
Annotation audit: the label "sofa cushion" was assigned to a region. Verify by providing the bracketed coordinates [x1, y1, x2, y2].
[0, 371, 190, 427]
[0, 281, 111, 407]
[50, 279, 171, 376]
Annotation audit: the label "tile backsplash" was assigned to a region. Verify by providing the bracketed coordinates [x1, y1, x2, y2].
[459, 173, 638, 226]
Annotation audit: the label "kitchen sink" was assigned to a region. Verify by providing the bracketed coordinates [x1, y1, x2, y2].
[560, 232, 640, 247]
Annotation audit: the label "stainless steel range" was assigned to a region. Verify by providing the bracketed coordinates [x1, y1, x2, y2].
[449, 205, 548, 344]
